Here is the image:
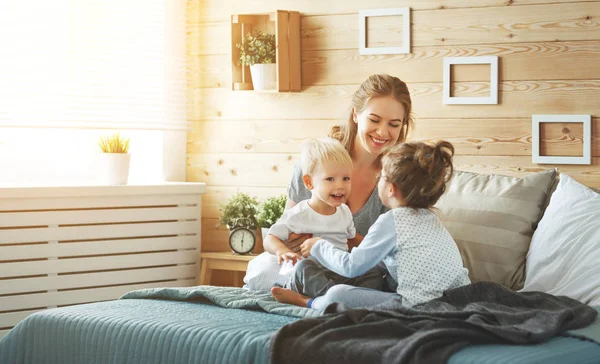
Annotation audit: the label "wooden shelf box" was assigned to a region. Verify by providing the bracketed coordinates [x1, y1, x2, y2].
[231, 10, 301, 92]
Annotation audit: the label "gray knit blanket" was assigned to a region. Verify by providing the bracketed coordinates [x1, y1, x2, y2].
[270, 281, 598, 364]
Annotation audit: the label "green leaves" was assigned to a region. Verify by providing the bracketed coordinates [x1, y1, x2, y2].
[236, 30, 276, 67]
[256, 194, 287, 228]
[219, 192, 260, 228]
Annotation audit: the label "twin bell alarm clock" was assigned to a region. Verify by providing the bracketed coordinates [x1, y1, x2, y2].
[228, 217, 256, 255]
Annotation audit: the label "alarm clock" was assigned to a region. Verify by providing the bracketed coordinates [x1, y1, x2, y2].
[228, 218, 256, 255]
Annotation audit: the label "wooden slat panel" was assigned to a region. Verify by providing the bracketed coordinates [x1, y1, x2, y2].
[412, 118, 600, 156]
[301, 3, 600, 51]
[540, 122, 585, 157]
[302, 41, 600, 86]
[189, 81, 600, 121]
[0, 236, 199, 261]
[187, 119, 334, 153]
[0, 206, 200, 228]
[0, 265, 198, 295]
[0, 194, 199, 212]
[0, 310, 42, 328]
[0, 251, 197, 278]
[0, 279, 197, 312]
[189, 153, 600, 188]
[202, 186, 286, 220]
[0, 221, 200, 245]
[187, 117, 600, 156]
[188, 0, 589, 23]
[453, 155, 600, 188]
[189, 40, 600, 89]
[188, 153, 297, 187]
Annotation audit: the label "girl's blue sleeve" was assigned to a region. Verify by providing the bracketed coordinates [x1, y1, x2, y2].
[310, 211, 396, 278]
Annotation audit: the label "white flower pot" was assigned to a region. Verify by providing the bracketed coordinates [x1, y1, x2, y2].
[97, 153, 131, 185]
[250, 63, 277, 91]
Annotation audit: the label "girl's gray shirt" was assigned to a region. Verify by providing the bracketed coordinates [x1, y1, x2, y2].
[287, 163, 388, 237]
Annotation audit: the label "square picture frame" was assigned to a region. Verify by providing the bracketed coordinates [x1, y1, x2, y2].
[359, 8, 410, 55]
[532, 114, 592, 165]
[443, 56, 499, 105]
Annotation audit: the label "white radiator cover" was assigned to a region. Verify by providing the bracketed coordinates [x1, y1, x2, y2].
[0, 183, 206, 338]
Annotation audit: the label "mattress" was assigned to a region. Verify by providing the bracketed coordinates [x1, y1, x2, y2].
[1, 287, 599, 364]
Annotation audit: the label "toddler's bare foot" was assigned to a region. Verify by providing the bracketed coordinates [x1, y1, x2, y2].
[271, 287, 311, 308]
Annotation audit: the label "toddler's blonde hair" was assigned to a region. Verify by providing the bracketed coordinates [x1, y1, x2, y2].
[300, 138, 353, 176]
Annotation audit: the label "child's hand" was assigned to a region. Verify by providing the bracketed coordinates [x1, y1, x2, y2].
[276, 250, 301, 265]
[300, 237, 321, 258]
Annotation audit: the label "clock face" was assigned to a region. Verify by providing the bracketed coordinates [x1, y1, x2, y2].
[229, 228, 255, 254]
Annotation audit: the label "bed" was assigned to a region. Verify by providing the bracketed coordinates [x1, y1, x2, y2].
[1, 286, 599, 364]
[2, 171, 600, 363]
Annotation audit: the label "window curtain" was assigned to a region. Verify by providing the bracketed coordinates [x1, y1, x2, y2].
[0, 0, 187, 184]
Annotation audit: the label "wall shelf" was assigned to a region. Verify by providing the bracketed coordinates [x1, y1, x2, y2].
[231, 10, 301, 92]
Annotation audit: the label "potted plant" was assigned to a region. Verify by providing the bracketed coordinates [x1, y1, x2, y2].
[236, 30, 276, 91]
[256, 194, 287, 240]
[97, 133, 131, 185]
[219, 192, 260, 229]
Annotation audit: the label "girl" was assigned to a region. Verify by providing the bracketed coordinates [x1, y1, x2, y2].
[272, 141, 471, 309]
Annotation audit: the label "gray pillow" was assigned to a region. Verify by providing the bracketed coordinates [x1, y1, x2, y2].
[435, 169, 556, 290]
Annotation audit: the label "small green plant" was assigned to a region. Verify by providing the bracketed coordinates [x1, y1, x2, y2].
[236, 30, 276, 67]
[256, 194, 287, 229]
[98, 133, 130, 154]
[219, 192, 260, 229]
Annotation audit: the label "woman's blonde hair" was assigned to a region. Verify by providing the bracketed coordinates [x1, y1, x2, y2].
[300, 137, 353, 176]
[329, 74, 414, 158]
[381, 140, 454, 209]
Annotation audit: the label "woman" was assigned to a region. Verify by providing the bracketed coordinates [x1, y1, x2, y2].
[263, 74, 414, 297]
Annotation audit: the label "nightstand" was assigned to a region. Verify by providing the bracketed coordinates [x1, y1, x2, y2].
[199, 252, 255, 287]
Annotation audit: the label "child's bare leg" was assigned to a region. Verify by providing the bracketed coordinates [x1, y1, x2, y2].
[271, 287, 311, 307]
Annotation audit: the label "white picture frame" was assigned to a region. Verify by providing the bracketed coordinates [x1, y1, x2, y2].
[532, 114, 592, 165]
[359, 8, 410, 55]
[443, 56, 499, 105]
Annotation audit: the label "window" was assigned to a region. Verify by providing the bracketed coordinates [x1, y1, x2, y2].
[0, 0, 187, 185]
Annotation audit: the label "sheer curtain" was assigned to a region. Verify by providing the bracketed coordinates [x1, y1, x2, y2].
[0, 0, 187, 185]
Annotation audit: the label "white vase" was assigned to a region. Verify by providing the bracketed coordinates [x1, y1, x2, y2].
[97, 153, 131, 185]
[250, 63, 277, 91]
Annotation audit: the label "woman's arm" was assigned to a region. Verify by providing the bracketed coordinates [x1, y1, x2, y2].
[306, 212, 396, 278]
[347, 233, 364, 250]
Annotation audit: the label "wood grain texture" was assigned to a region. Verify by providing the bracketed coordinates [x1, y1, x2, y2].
[539, 122, 586, 157]
[187, 0, 600, 262]
[188, 81, 600, 121]
[187, 0, 596, 23]
[187, 118, 600, 156]
[301, 3, 600, 51]
[189, 41, 600, 89]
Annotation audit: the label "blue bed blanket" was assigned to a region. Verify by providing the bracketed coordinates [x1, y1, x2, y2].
[119, 284, 320, 318]
[1, 285, 600, 364]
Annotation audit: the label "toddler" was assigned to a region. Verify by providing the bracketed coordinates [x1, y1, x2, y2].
[244, 137, 358, 291]
[272, 140, 471, 309]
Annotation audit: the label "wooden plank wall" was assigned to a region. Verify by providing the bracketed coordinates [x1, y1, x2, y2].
[186, 1, 600, 260]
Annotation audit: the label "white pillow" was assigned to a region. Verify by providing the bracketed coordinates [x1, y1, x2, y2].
[243, 252, 288, 291]
[522, 174, 600, 306]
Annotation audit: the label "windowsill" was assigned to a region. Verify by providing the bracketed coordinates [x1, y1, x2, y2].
[0, 182, 206, 199]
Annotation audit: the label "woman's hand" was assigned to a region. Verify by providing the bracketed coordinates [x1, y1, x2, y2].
[300, 237, 322, 258]
[283, 233, 312, 254]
